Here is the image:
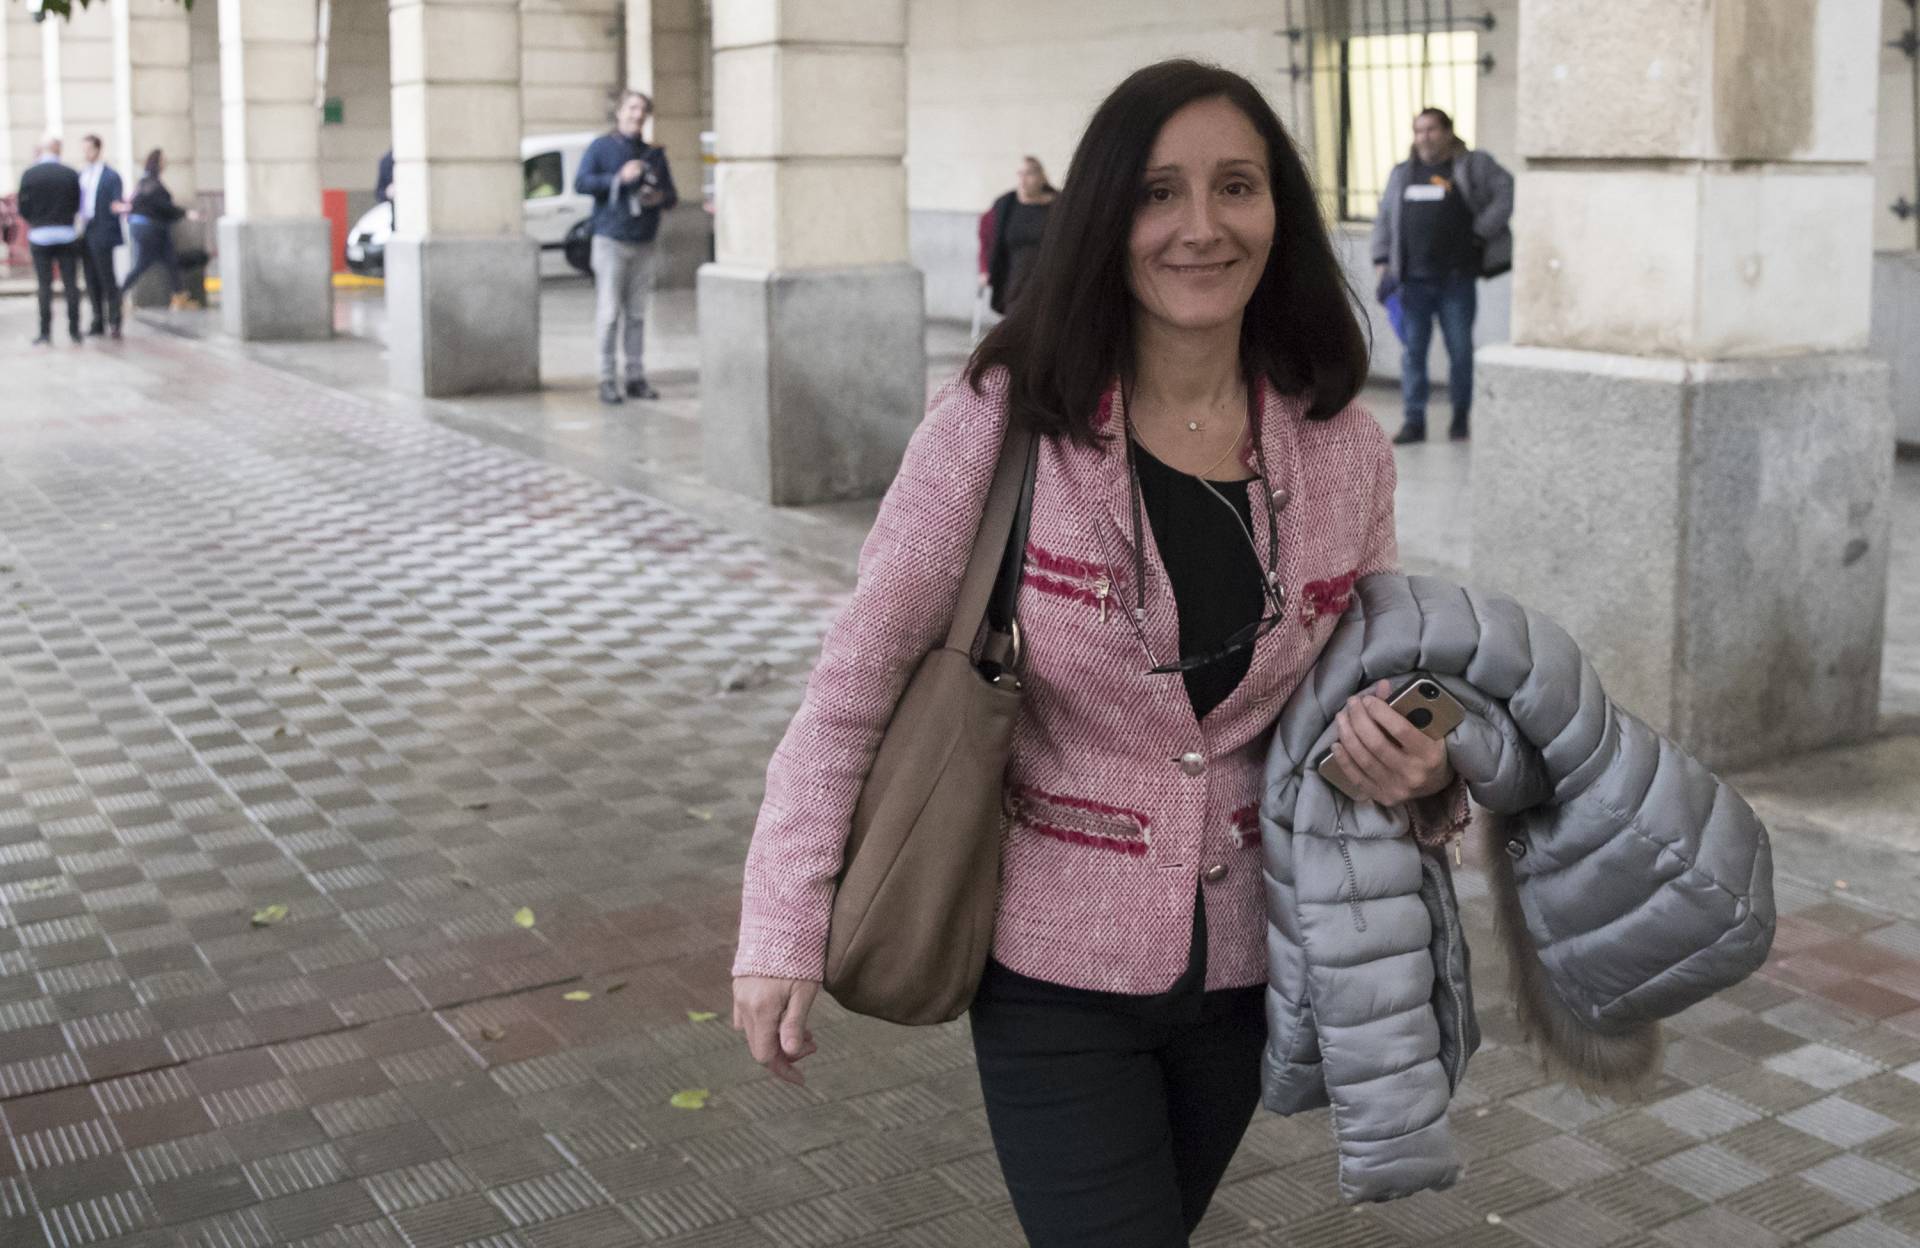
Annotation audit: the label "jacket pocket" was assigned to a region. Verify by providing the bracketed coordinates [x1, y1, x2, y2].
[1023, 543, 1115, 622]
[1008, 786, 1150, 856]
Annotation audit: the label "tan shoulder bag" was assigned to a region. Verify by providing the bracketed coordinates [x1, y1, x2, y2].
[822, 424, 1039, 1025]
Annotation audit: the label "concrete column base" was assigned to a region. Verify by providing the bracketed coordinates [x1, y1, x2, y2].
[698, 263, 926, 505]
[1471, 345, 1893, 769]
[385, 235, 541, 397]
[217, 217, 332, 341]
[1871, 251, 1920, 452]
[654, 203, 714, 290]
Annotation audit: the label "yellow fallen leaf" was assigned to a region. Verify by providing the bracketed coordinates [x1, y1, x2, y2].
[562, 990, 592, 1002]
[480, 1026, 506, 1042]
[669, 1089, 710, 1110]
[687, 808, 714, 822]
[513, 907, 536, 928]
[687, 1011, 718, 1023]
[250, 904, 289, 926]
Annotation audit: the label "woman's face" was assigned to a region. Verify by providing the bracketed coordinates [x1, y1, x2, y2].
[1017, 160, 1047, 197]
[1127, 97, 1275, 337]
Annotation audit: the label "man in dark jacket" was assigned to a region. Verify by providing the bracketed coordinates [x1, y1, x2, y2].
[76, 134, 126, 338]
[574, 89, 678, 406]
[1371, 109, 1513, 445]
[16, 137, 84, 347]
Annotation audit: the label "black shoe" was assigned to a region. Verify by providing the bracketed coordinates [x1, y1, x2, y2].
[1391, 424, 1426, 445]
[598, 381, 624, 405]
[1448, 425, 1470, 443]
[30, 334, 51, 347]
[108, 324, 122, 341]
[625, 379, 660, 400]
[71, 328, 84, 345]
[87, 322, 105, 337]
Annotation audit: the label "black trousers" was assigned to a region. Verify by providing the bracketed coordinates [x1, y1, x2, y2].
[81, 234, 120, 331]
[30, 243, 82, 338]
[969, 897, 1268, 1247]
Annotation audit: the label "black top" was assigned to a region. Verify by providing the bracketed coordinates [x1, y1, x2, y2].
[1401, 156, 1476, 280]
[1134, 441, 1264, 719]
[1000, 200, 1049, 311]
[17, 161, 81, 229]
[130, 178, 185, 223]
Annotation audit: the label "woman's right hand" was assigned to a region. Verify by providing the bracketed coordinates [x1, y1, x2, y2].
[732, 976, 821, 1085]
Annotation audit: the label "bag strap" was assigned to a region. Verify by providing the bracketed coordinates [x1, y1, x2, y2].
[943, 423, 1039, 662]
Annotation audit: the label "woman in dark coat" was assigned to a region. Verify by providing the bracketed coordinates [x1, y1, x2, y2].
[981, 155, 1058, 315]
[119, 149, 198, 309]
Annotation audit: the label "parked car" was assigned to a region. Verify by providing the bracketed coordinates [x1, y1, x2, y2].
[345, 131, 599, 279]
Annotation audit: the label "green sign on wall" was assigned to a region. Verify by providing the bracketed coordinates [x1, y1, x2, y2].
[322, 97, 344, 126]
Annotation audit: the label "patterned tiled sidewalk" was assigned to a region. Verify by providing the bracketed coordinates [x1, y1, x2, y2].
[2, 323, 1919, 1248]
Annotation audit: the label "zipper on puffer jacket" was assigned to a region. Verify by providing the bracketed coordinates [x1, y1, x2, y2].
[1335, 836, 1367, 932]
[1424, 857, 1468, 1090]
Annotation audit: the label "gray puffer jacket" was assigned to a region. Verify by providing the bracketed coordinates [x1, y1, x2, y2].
[1261, 575, 1775, 1204]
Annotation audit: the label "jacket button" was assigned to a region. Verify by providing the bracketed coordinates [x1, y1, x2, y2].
[1505, 838, 1527, 860]
[1177, 752, 1206, 776]
[1270, 486, 1291, 510]
[1202, 864, 1228, 884]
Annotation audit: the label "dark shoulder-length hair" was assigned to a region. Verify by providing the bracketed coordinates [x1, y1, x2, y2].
[142, 148, 165, 180]
[967, 60, 1368, 442]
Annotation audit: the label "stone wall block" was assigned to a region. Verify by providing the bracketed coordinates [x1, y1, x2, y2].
[1518, 0, 1882, 163]
[389, 83, 521, 163]
[391, 3, 521, 84]
[714, 45, 905, 160]
[717, 159, 906, 270]
[713, 0, 906, 51]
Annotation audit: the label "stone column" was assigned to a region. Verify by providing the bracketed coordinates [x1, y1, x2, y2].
[53, 0, 115, 157]
[701, 0, 922, 505]
[631, 0, 711, 289]
[115, 0, 198, 307]
[3, 6, 48, 188]
[383, 0, 538, 395]
[1472, 0, 1893, 769]
[217, 0, 332, 340]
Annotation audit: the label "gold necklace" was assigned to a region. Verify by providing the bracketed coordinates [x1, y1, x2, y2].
[1196, 421, 1248, 480]
[1135, 418, 1248, 481]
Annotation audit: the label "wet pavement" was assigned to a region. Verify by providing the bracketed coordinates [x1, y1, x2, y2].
[2, 296, 1920, 1247]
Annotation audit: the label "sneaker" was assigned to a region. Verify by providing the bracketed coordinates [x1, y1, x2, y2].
[108, 324, 122, 341]
[30, 334, 51, 347]
[1391, 424, 1426, 446]
[70, 327, 84, 345]
[625, 379, 660, 401]
[598, 381, 624, 406]
[1448, 425, 1470, 443]
[87, 322, 106, 337]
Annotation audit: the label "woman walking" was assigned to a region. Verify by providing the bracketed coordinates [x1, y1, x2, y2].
[980, 155, 1058, 316]
[119, 149, 198, 312]
[733, 60, 1468, 1246]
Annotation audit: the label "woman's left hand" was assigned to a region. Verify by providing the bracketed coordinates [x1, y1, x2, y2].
[1328, 679, 1453, 806]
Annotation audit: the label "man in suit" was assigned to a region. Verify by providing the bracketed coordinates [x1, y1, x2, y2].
[76, 134, 125, 339]
[16, 136, 84, 347]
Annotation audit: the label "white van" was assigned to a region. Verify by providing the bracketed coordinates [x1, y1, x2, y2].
[345, 131, 600, 279]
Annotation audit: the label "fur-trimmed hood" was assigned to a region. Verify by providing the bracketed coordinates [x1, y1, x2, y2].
[1259, 575, 1774, 1203]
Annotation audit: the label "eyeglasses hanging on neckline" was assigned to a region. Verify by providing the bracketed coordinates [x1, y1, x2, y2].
[1118, 382, 1289, 677]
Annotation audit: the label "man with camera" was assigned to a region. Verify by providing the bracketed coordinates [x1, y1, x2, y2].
[574, 89, 679, 407]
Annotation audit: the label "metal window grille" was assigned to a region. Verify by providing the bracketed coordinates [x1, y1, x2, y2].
[1284, 1, 1497, 223]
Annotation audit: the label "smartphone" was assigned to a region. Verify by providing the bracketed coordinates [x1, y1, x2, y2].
[1313, 674, 1466, 801]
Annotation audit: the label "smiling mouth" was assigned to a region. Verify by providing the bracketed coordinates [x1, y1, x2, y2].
[1165, 261, 1237, 275]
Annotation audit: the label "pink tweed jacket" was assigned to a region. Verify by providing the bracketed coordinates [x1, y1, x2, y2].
[734, 368, 1462, 994]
